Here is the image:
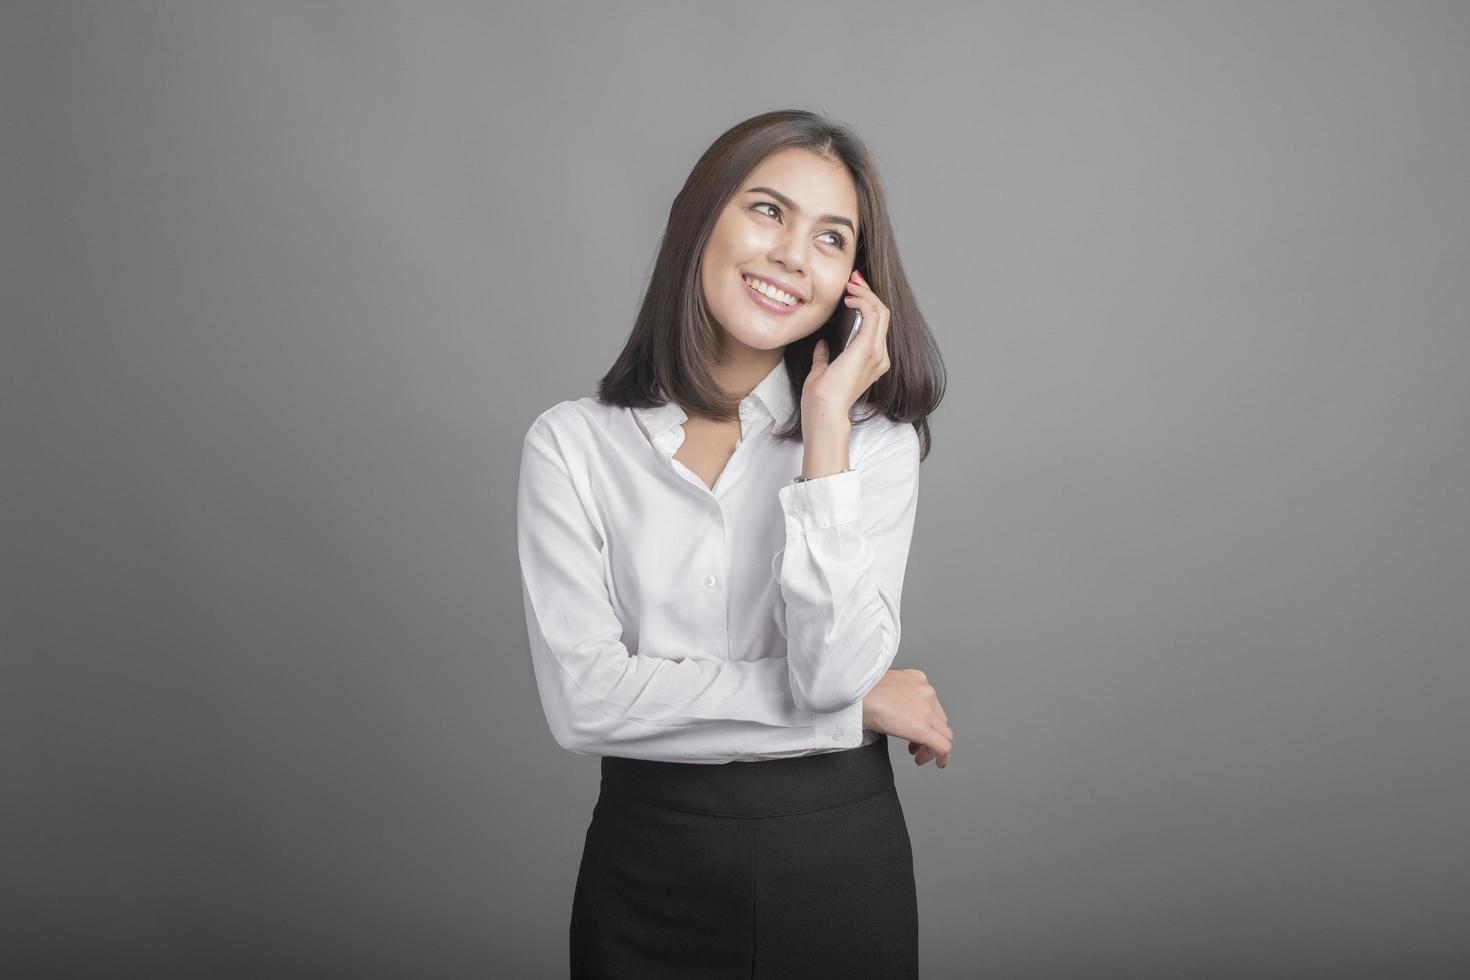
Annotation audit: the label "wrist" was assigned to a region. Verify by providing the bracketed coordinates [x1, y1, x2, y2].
[800, 399, 853, 431]
[798, 414, 852, 480]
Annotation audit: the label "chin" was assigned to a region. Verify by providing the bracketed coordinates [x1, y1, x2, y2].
[717, 313, 803, 351]
[717, 327, 780, 350]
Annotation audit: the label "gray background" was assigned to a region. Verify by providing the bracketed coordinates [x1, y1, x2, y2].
[4, 2, 1468, 977]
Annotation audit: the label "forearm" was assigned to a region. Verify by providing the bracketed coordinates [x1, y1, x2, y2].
[527, 624, 866, 763]
[776, 420, 922, 714]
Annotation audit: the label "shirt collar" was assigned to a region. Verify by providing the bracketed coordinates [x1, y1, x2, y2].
[632, 358, 796, 448]
[747, 356, 797, 426]
[631, 400, 688, 443]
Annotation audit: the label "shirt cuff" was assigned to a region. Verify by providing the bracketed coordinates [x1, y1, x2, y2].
[778, 468, 863, 532]
[814, 698, 867, 750]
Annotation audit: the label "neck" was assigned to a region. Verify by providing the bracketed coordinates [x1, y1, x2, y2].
[710, 340, 783, 402]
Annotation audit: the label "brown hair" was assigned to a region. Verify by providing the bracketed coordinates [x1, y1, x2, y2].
[596, 109, 946, 460]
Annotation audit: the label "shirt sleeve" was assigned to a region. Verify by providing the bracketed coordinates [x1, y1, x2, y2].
[772, 421, 922, 714]
[516, 414, 865, 764]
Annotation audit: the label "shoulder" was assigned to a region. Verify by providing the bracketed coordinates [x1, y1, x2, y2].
[524, 396, 617, 450]
[851, 413, 921, 469]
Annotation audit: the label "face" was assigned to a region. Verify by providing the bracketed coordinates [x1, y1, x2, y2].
[698, 147, 860, 355]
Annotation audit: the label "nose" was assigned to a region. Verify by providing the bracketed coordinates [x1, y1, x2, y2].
[766, 226, 808, 277]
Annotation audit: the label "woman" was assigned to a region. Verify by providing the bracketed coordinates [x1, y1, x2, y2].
[516, 108, 952, 978]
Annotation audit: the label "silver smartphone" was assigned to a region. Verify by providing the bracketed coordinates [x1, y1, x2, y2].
[835, 303, 863, 355]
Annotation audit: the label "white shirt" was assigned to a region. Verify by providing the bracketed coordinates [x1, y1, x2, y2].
[515, 356, 922, 764]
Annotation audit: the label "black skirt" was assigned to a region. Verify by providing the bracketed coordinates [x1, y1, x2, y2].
[569, 733, 919, 979]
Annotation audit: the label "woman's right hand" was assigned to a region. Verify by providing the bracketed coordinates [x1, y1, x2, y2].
[861, 669, 953, 768]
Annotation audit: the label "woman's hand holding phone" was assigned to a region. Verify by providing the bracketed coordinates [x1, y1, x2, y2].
[801, 269, 890, 419]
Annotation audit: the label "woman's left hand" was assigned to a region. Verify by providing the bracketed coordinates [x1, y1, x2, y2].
[802, 269, 891, 416]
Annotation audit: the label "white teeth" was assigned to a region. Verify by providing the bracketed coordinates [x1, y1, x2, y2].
[743, 275, 798, 306]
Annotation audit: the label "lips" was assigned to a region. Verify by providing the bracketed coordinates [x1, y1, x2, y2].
[741, 274, 805, 315]
[741, 272, 807, 304]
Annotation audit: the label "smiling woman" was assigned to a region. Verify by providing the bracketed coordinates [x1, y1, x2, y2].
[516, 108, 948, 977]
[600, 111, 945, 448]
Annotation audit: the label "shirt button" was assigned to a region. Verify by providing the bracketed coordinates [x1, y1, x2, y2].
[704, 574, 717, 588]
[831, 727, 843, 740]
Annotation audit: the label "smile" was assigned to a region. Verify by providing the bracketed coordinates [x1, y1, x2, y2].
[742, 273, 805, 314]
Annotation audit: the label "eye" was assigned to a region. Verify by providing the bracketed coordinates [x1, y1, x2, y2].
[752, 202, 849, 251]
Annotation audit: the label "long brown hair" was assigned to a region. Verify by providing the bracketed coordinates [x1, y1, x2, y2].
[596, 109, 946, 461]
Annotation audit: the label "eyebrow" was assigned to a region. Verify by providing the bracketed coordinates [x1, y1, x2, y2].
[743, 186, 856, 233]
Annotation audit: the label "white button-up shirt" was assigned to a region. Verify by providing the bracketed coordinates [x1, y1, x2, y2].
[516, 357, 922, 764]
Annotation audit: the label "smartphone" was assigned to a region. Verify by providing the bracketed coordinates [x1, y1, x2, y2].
[832, 302, 863, 356]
